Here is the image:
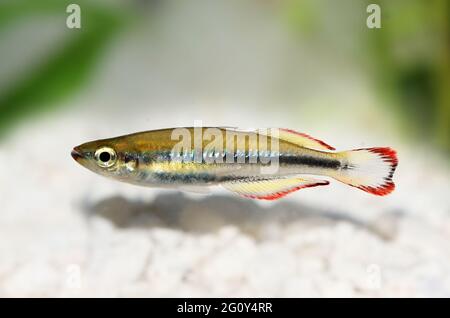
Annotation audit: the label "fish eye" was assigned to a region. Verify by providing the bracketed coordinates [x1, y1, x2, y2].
[95, 147, 117, 168]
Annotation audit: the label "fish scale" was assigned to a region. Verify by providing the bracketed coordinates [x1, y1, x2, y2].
[71, 127, 397, 200]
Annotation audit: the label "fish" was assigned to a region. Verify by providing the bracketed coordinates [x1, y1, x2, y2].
[71, 127, 398, 200]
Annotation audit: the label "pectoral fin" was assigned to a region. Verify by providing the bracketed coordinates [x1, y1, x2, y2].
[222, 177, 329, 200]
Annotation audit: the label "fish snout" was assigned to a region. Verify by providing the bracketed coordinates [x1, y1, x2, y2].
[71, 146, 84, 161]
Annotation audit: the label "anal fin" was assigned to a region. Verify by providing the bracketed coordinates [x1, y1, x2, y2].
[222, 177, 329, 200]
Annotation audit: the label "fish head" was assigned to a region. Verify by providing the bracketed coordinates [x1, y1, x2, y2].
[71, 137, 139, 182]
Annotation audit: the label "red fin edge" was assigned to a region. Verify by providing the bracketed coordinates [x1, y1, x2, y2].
[354, 147, 398, 196]
[242, 180, 330, 200]
[357, 182, 395, 196]
[367, 147, 398, 166]
[280, 128, 336, 150]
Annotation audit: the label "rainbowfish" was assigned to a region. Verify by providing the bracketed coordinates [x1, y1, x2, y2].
[71, 127, 398, 200]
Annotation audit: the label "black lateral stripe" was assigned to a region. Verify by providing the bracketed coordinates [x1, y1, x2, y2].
[280, 155, 340, 169]
[153, 172, 217, 184]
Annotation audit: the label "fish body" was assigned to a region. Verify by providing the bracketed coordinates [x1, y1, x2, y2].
[71, 127, 398, 200]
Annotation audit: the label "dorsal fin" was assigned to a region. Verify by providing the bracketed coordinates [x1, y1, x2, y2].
[222, 127, 335, 151]
[222, 177, 329, 200]
[276, 128, 335, 151]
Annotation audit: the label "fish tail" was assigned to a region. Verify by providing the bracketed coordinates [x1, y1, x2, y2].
[332, 147, 398, 196]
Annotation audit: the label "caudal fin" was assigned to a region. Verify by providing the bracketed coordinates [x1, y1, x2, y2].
[333, 147, 398, 196]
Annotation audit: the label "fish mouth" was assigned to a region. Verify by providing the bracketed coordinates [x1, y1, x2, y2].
[71, 146, 84, 161]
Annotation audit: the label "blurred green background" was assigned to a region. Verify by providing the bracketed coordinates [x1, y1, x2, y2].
[0, 0, 448, 152]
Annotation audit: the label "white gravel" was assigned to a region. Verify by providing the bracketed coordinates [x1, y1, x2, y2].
[0, 110, 449, 298]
